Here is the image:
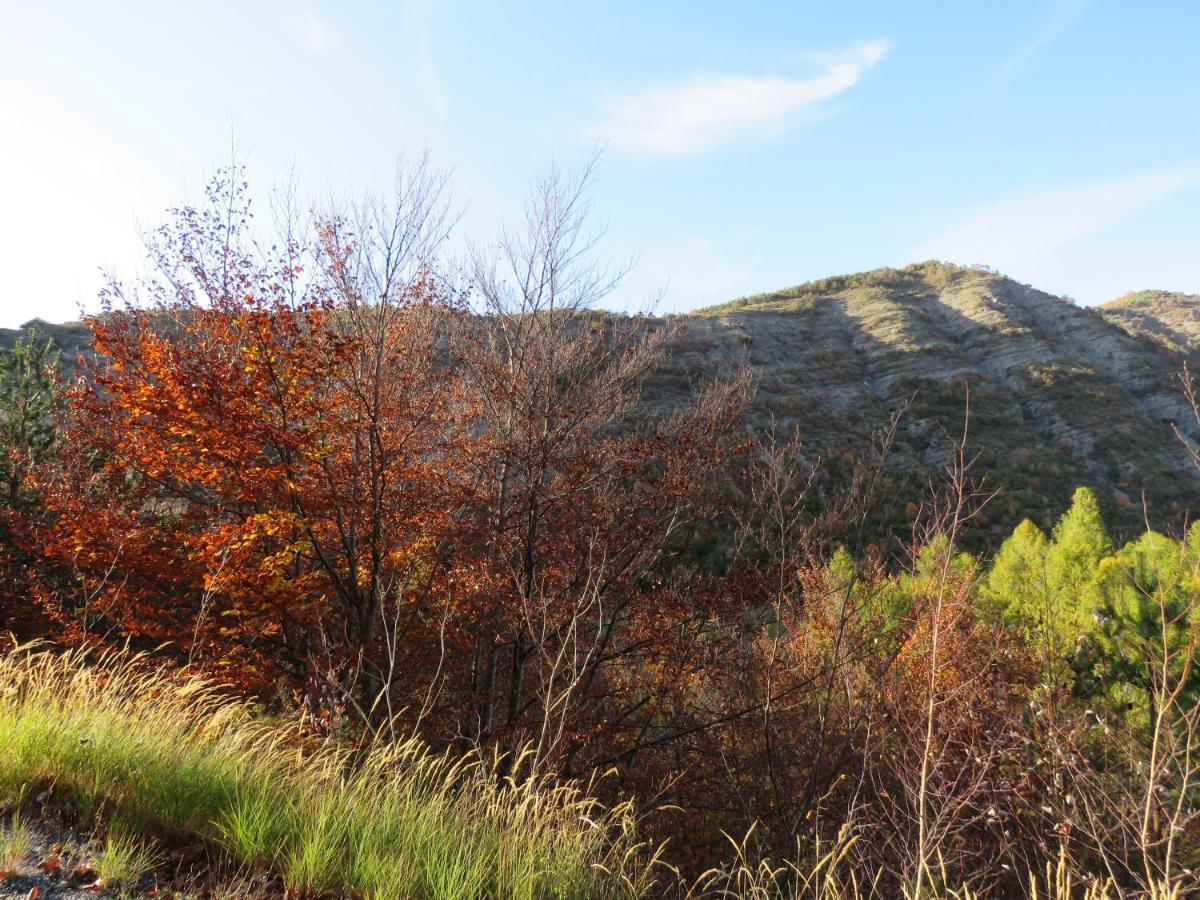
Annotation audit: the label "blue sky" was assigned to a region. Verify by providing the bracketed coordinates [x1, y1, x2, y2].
[1, 1, 1198, 327]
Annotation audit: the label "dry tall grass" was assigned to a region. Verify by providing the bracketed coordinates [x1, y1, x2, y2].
[692, 836, 1184, 900]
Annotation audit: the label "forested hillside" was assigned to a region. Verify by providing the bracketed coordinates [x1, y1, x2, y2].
[6, 2, 1199, 895]
[4, 170, 1200, 897]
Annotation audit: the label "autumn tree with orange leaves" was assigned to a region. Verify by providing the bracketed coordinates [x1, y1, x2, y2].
[28, 159, 752, 770]
[33, 163, 469, 709]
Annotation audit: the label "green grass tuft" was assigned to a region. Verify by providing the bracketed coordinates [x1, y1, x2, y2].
[95, 829, 158, 890]
[0, 814, 35, 878]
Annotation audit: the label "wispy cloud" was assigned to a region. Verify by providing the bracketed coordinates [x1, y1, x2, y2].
[596, 40, 889, 157]
[993, 0, 1084, 80]
[915, 164, 1200, 275]
[285, 9, 337, 53]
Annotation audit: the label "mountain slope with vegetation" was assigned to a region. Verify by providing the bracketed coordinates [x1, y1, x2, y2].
[1100, 288, 1200, 356]
[652, 261, 1200, 541]
[8, 262, 1200, 544]
[0, 318, 91, 359]
[3, 160, 1200, 896]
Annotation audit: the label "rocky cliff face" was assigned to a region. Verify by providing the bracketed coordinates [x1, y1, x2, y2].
[650, 262, 1200, 540]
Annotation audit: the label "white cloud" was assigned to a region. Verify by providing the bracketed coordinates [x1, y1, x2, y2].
[915, 164, 1200, 280]
[596, 39, 889, 157]
[993, 0, 1084, 80]
[285, 9, 336, 52]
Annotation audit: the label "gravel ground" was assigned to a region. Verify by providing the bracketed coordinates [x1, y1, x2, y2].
[0, 820, 110, 899]
[1, 816, 281, 899]
[0, 873, 100, 899]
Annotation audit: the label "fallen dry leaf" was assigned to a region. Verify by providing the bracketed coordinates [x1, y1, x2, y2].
[36, 854, 60, 875]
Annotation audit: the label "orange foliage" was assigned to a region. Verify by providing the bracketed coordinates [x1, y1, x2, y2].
[30, 174, 468, 703]
[24, 169, 751, 784]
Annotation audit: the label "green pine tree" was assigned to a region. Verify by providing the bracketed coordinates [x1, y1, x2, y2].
[1088, 527, 1200, 728]
[983, 520, 1057, 677]
[985, 488, 1111, 691]
[1043, 487, 1110, 648]
[983, 519, 1050, 625]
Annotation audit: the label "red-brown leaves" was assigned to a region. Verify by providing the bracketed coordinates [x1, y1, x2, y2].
[28, 172, 469, 701]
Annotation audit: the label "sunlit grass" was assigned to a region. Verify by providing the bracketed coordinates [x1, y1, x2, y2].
[95, 828, 158, 891]
[0, 813, 35, 878]
[688, 828, 1189, 900]
[0, 643, 657, 899]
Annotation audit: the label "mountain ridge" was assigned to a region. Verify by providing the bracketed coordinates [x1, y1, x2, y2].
[1100, 288, 1200, 356]
[650, 261, 1200, 541]
[8, 262, 1200, 543]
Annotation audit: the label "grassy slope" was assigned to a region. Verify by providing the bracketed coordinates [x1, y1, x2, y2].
[0, 646, 654, 899]
[1, 645, 1185, 898]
